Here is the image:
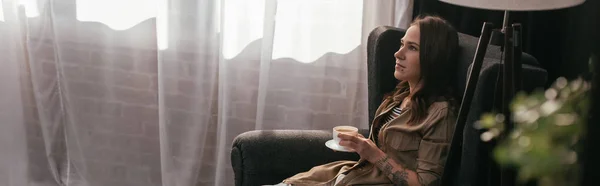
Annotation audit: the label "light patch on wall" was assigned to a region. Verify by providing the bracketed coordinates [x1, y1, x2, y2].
[76, 0, 158, 30]
[156, 0, 168, 50]
[20, 0, 40, 18]
[221, 0, 266, 59]
[76, 0, 168, 50]
[220, 0, 363, 62]
[0, 2, 4, 22]
[0, 1, 41, 22]
[272, 0, 363, 63]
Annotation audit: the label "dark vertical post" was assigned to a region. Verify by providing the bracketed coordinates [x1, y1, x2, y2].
[502, 25, 514, 126]
[582, 55, 599, 185]
[582, 0, 600, 185]
[442, 22, 494, 186]
[500, 24, 517, 186]
[512, 24, 523, 91]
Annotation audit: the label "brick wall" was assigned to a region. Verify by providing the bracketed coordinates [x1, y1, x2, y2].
[19, 16, 165, 185]
[2, 4, 369, 186]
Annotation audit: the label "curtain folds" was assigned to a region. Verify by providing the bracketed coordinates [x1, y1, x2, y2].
[0, 0, 412, 185]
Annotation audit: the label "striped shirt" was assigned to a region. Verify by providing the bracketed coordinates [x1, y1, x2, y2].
[381, 106, 403, 124]
[374, 105, 403, 146]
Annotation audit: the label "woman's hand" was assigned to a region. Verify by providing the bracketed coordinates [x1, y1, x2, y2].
[337, 133, 386, 163]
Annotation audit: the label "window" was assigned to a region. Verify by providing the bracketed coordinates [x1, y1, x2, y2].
[20, 0, 363, 58]
[0, 2, 4, 22]
[76, 0, 157, 30]
[271, 0, 362, 62]
[221, 0, 363, 62]
[221, 0, 267, 59]
[76, 0, 168, 49]
[21, 0, 40, 18]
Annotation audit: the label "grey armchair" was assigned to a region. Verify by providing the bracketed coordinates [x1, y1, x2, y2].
[231, 26, 547, 186]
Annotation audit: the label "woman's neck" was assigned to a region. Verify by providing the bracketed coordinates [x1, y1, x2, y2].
[407, 80, 420, 98]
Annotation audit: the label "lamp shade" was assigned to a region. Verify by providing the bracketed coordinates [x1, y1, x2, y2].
[439, 0, 585, 11]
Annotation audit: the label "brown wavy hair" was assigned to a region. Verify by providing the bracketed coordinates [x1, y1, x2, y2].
[387, 15, 460, 125]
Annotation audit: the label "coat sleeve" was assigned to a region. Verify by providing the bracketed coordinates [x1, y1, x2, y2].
[415, 104, 457, 186]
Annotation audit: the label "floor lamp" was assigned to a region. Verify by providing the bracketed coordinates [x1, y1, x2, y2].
[436, 0, 586, 185]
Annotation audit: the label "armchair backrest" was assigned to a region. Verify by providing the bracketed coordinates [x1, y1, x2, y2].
[366, 26, 547, 186]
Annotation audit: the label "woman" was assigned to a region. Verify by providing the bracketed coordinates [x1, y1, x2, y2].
[279, 15, 460, 186]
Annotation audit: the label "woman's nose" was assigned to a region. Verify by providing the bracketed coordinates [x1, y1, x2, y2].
[394, 49, 405, 60]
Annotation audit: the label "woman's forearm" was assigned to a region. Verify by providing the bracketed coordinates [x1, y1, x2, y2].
[373, 154, 420, 186]
[337, 133, 423, 185]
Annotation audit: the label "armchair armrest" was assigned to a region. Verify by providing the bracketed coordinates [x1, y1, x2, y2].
[231, 129, 369, 186]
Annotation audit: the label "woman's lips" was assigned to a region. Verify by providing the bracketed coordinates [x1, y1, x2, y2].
[395, 63, 406, 69]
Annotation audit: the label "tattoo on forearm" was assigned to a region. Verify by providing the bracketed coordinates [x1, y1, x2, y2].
[375, 155, 409, 186]
[390, 170, 409, 186]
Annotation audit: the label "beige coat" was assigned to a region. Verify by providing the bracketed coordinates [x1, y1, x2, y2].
[283, 92, 457, 186]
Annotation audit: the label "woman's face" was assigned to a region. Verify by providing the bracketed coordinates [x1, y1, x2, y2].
[394, 25, 421, 83]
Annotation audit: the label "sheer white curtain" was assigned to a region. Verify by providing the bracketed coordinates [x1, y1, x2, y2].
[0, 0, 412, 186]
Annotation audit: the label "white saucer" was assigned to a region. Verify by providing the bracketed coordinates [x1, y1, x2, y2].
[325, 140, 355, 152]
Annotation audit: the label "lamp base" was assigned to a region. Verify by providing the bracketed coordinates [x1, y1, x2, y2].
[499, 22, 523, 186]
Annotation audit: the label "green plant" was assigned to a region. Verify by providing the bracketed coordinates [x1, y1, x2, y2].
[477, 76, 591, 186]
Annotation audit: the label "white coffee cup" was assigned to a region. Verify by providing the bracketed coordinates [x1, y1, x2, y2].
[332, 126, 359, 150]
